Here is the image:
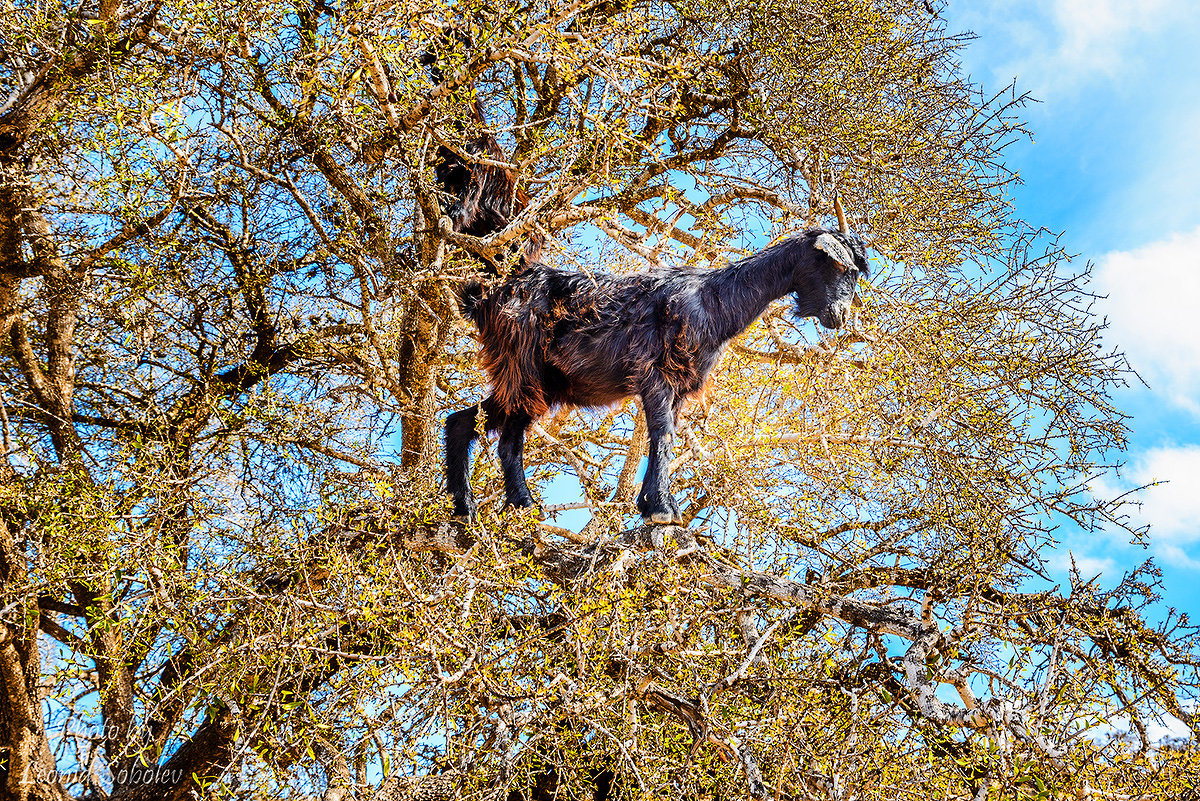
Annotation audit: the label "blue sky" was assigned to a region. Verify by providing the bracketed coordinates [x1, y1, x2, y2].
[943, 1, 1200, 614]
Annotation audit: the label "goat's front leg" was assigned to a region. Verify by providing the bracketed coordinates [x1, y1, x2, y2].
[637, 383, 684, 525]
[497, 411, 537, 511]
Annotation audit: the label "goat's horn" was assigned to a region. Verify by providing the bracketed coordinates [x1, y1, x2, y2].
[834, 194, 849, 233]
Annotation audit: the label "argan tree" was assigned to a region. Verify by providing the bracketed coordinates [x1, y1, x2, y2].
[1, 0, 1196, 800]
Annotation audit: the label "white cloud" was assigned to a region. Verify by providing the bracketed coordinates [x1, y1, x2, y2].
[1096, 227, 1200, 413]
[1039, 0, 1174, 84]
[1077, 446, 1200, 568]
[1092, 712, 1193, 747]
[1147, 713, 1193, 744]
[1127, 446, 1200, 543]
[1123, 445, 1200, 550]
[1050, 551, 1117, 580]
[949, 0, 1190, 97]
[1156, 544, 1200, 571]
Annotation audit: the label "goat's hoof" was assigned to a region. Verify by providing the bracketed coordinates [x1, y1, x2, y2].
[642, 504, 683, 526]
[638, 494, 683, 526]
[451, 499, 478, 524]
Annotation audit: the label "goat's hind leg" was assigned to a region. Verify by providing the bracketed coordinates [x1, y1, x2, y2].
[445, 403, 483, 521]
[636, 382, 685, 525]
[494, 402, 537, 513]
[445, 397, 537, 521]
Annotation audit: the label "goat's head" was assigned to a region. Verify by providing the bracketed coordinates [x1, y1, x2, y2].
[792, 197, 870, 329]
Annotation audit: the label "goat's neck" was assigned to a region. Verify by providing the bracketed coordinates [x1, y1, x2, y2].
[702, 247, 794, 344]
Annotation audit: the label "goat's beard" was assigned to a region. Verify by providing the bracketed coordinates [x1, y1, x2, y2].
[794, 291, 850, 329]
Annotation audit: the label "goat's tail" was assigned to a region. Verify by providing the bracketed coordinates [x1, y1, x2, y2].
[472, 287, 549, 420]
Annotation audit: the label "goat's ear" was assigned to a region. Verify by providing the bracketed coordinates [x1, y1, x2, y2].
[814, 233, 855, 272]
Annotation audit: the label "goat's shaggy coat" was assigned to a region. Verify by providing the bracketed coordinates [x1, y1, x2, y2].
[426, 49, 869, 523]
[445, 232, 869, 523]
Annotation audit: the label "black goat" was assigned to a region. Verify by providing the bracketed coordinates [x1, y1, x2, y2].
[425, 51, 869, 524]
[419, 43, 543, 273]
[445, 211, 870, 524]
[432, 103, 544, 270]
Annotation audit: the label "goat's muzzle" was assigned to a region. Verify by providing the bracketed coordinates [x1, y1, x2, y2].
[818, 299, 852, 329]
